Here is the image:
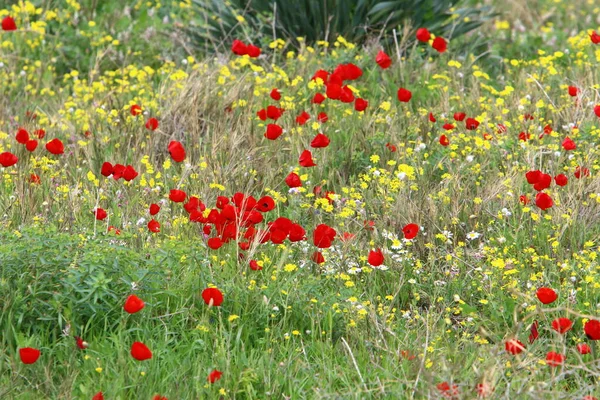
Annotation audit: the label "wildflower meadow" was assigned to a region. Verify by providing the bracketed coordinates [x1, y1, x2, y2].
[3, 0, 600, 398]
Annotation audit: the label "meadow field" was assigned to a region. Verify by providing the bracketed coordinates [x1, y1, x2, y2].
[3, 0, 600, 398]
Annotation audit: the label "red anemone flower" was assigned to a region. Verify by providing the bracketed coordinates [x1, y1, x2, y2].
[375, 50, 392, 69]
[124, 294, 145, 314]
[19, 347, 41, 364]
[202, 287, 224, 306]
[130, 342, 152, 361]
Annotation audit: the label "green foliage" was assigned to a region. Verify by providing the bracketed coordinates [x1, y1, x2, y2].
[185, 0, 495, 52]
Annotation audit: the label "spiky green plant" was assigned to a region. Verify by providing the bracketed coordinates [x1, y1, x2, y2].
[185, 0, 495, 53]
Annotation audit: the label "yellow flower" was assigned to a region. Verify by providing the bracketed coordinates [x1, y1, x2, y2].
[228, 315, 240, 322]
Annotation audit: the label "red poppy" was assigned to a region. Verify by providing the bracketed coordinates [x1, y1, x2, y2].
[334, 63, 363, 81]
[311, 251, 325, 264]
[429, 112, 436, 122]
[148, 219, 160, 233]
[536, 287, 557, 304]
[152, 396, 167, 400]
[584, 319, 600, 340]
[442, 123, 455, 130]
[100, 162, 113, 177]
[46, 138, 64, 155]
[299, 150, 316, 167]
[169, 189, 187, 203]
[525, 170, 542, 184]
[310, 133, 330, 148]
[1, 16, 17, 31]
[208, 369, 223, 383]
[505, 339, 525, 355]
[326, 83, 342, 100]
[313, 224, 336, 248]
[122, 165, 138, 181]
[256, 196, 275, 212]
[266, 106, 284, 120]
[535, 192, 553, 210]
[375, 50, 392, 69]
[75, 336, 88, 350]
[529, 320, 539, 344]
[265, 124, 283, 140]
[249, 260, 262, 270]
[397, 88, 412, 102]
[16, 128, 29, 144]
[386, 143, 397, 152]
[591, 31, 600, 44]
[92, 392, 104, 400]
[29, 174, 41, 184]
[554, 174, 568, 186]
[285, 172, 302, 188]
[562, 137, 576, 151]
[149, 204, 160, 215]
[452, 112, 465, 121]
[124, 294, 145, 314]
[231, 39, 248, 55]
[168, 141, 186, 162]
[519, 132, 531, 141]
[207, 237, 223, 250]
[0, 152, 18, 167]
[551, 318, 573, 334]
[439, 135, 449, 146]
[35, 129, 45, 139]
[317, 112, 328, 123]
[575, 166, 590, 179]
[353, 98, 368, 112]
[568, 86, 579, 97]
[19, 347, 41, 364]
[368, 248, 384, 267]
[95, 208, 107, 221]
[145, 117, 159, 131]
[130, 104, 142, 116]
[108, 225, 121, 235]
[25, 140, 38, 152]
[402, 223, 419, 239]
[415, 27, 430, 42]
[296, 111, 310, 125]
[270, 88, 281, 101]
[130, 341, 152, 361]
[312, 69, 329, 82]
[312, 93, 326, 104]
[577, 343, 592, 355]
[432, 37, 447, 53]
[202, 287, 223, 306]
[545, 351, 565, 367]
[533, 173, 551, 191]
[247, 44, 261, 58]
[465, 118, 480, 130]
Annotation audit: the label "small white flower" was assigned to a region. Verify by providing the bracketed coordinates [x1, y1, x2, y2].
[501, 208, 512, 217]
[466, 231, 481, 241]
[466, 155, 474, 162]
